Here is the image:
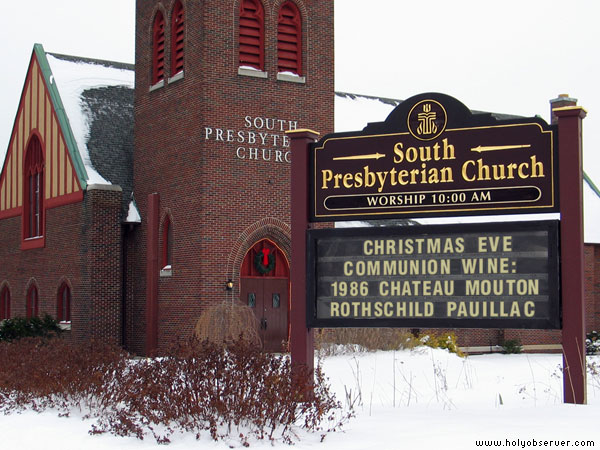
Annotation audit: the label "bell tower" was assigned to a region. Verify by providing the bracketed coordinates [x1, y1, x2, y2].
[130, 0, 334, 354]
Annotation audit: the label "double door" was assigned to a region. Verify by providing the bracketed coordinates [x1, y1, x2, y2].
[240, 277, 289, 352]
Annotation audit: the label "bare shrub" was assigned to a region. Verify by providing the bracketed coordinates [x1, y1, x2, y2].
[0, 336, 348, 445]
[0, 337, 127, 415]
[194, 300, 261, 348]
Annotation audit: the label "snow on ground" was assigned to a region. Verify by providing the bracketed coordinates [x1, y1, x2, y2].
[1, 349, 599, 449]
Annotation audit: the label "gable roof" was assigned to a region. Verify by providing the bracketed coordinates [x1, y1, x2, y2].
[0, 44, 135, 220]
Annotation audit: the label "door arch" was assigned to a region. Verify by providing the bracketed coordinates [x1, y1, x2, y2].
[240, 239, 289, 352]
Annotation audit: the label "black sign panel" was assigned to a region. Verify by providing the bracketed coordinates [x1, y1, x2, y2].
[306, 221, 560, 329]
[311, 93, 558, 221]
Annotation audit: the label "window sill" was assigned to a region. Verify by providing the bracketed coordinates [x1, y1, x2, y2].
[277, 72, 306, 84]
[149, 80, 165, 92]
[238, 67, 268, 79]
[160, 266, 173, 278]
[58, 322, 72, 331]
[21, 235, 45, 250]
[168, 71, 184, 84]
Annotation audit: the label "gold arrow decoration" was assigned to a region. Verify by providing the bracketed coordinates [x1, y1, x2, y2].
[333, 153, 386, 161]
[471, 144, 531, 153]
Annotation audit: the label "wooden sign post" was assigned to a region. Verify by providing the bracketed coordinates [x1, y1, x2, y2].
[288, 129, 319, 373]
[555, 105, 587, 404]
[289, 93, 587, 405]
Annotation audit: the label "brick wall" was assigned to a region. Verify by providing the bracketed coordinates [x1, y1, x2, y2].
[132, 0, 334, 354]
[84, 186, 123, 344]
[0, 186, 123, 345]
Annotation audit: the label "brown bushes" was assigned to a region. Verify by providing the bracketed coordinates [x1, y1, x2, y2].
[0, 337, 346, 445]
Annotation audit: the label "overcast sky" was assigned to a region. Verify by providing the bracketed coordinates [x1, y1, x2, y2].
[2, 0, 599, 181]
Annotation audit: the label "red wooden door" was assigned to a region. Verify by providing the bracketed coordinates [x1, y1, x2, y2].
[240, 240, 289, 352]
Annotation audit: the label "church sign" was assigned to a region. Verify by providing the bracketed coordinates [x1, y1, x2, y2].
[311, 94, 557, 221]
[306, 220, 560, 329]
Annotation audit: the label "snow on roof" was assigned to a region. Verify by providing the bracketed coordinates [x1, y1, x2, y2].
[125, 199, 142, 224]
[335, 92, 400, 132]
[333, 91, 600, 244]
[45, 53, 134, 186]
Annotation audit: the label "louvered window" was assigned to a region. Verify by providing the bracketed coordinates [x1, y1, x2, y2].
[277, 2, 302, 75]
[24, 136, 44, 239]
[57, 283, 71, 323]
[26, 285, 39, 319]
[152, 11, 166, 84]
[0, 286, 10, 320]
[239, 0, 265, 71]
[171, 1, 184, 76]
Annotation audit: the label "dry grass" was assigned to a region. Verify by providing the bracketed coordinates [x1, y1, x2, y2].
[317, 328, 464, 357]
[194, 300, 261, 348]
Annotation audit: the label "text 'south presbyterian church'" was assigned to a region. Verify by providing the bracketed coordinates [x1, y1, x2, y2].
[0, 0, 333, 355]
[1, 1, 599, 355]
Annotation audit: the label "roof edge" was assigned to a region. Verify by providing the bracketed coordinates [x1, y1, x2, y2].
[584, 172, 600, 198]
[34, 43, 89, 189]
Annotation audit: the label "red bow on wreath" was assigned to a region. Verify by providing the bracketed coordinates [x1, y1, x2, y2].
[254, 248, 276, 274]
[261, 248, 270, 266]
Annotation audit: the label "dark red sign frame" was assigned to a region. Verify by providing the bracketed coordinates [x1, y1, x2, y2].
[311, 93, 558, 221]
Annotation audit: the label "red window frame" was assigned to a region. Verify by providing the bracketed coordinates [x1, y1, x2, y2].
[57, 283, 71, 323]
[239, 0, 265, 71]
[161, 216, 173, 269]
[26, 285, 39, 319]
[277, 1, 302, 75]
[152, 11, 166, 84]
[171, 1, 185, 76]
[22, 135, 45, 249]
[0, 286, 10, 320]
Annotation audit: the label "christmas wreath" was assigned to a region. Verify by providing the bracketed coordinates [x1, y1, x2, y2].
[254, 248, 275, 274]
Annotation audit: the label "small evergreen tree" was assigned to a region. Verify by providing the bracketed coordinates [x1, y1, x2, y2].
[0, 314, 62, 341]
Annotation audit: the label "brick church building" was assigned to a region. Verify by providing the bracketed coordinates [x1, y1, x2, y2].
[0, 0, 598, 355]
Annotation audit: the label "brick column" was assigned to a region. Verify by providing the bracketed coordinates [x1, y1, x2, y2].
[86, 184, 123, 345]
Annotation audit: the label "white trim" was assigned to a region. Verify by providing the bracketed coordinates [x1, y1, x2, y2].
[277, 72, 306, 84]
[87, 184, 122, 192]
[160, 266, 173, 277]
[168, 71, 184, 84]
[58, 322, 72, 331]
[238, 67, 268, 79]
[149, 79, 165, 92]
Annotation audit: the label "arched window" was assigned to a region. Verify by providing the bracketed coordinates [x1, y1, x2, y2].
[277, 1, 302, 75]
[23, 135, 44, 240]
[161, 216, 173, 270]
[57, 283, 71, 323]
[0, 285, 10, 320]
[26, 284, 39, 318]
[171, 1, 185, 76]
[239, 0, 265, 71]
[152, 11, 166, 84]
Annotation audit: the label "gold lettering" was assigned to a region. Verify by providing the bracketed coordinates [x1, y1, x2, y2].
[330, 302, 339, 317]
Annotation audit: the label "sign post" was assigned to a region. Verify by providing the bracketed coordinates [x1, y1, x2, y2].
[555, 105, 587, 404]
[287, 92, 587, 405]
[288, 129, 319, 373]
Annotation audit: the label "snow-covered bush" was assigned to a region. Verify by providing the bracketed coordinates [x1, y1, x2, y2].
[586, 331, 600, 355]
